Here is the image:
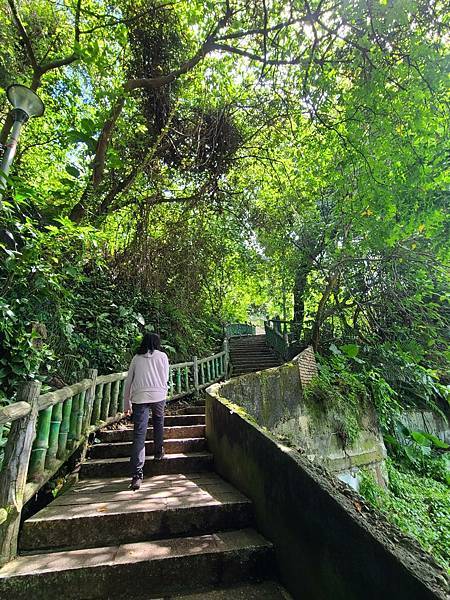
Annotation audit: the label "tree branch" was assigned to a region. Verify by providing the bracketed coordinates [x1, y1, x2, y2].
[212, 43, 304, 65]
[89, 8, 234, 191]
[92, 95, 126, 188]
[7, 0, 38, 71]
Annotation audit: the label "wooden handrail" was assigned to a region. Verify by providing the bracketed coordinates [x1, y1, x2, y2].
[0, 402, 31, 425]
[37, 379, 94, 411]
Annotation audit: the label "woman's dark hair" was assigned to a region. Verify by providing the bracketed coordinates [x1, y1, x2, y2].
[136, 332, 162, 355]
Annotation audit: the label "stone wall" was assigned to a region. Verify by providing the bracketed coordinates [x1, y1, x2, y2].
[219, 356, 387, 490]
[205, 389, 447, 600]
[401, 409, 450, 444]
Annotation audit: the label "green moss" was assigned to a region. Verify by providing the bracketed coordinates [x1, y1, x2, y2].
[303, 359, 368, 447]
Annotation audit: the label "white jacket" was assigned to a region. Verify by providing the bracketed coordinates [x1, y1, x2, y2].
[124, 350, 169, 410]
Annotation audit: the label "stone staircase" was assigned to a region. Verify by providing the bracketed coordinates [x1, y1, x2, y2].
[229, 335, 282, 376]
[0, 405, 290, 599]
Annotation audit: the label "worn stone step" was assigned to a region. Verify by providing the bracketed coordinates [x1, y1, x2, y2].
[232, 361, 280, 370]
[230, 352, 275, 358]
[178, 406, 205, 415]
[20, 473, 254, 552]
[230, 353, 276, 360]
[232, 358, 280, 364]
[1, 529, 274, 600]
[81, 452, 213, 479]
[171, 581, 292, 599]
[164, 414, 205, 426]
[229, 344, 269, 350]
[233, 368, 278, 375]
[229, 339, 269, 345]
[98, 424, 206, 443]
[89, 438, 207, 460]
[232, 365, 280, 372]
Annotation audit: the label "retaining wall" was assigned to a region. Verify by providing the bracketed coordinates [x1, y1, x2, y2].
[206, 386, 448, 600]
[218, 361, 387, 489]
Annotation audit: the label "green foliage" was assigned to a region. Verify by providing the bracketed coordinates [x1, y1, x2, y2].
[384, 423, 450, 486]
[304, 353, 368, 446]
[360, 460, 450, 572]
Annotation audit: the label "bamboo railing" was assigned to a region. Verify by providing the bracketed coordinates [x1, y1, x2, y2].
[0, 345, 229, 566]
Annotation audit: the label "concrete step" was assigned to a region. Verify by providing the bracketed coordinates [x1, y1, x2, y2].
[1, 529, 274, 600]
[231, 364, 280, 371]
[161, 414, 205, 426]
[98, 424, 206, 443]
[231, 358, 280, 365]
[229, 344, 269, 351]
[171, 581, 292, 599]
[89, 438, 207, 460]
[233, 367, 278, 375]
[232, 359, 281, 366]
[178, 406, 205, 415]
[230, 350, 274, 358]
[81, 452, 213, 479]
[230, 350, 276, 356]
[229, 335, 265, 342]
[20, 473, 254, 552]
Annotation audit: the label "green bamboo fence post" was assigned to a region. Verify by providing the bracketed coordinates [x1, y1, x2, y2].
[68, 393, 80, 450]
[176, 368, 182, 394]
[193, 356, 199, 398]
[118, 379, 125, 413]
[110, 380, 120, 417]
[76, 390, 86, 440]
[201, 362, 206, 385]
[168, 368, 174, 399]
[184, 367, 189, 392]
[92, 383, 103, 424]
[28, 405, 52, 480]
[0, 381, 41, 567]
[45, 401, 63, 470]
[57, 396, 73, 459]
[101, 382, 111, 422]
[207, 359, 211, 383]
[83, 368, 98, 431]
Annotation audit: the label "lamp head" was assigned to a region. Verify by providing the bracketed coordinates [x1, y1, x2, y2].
[6, 84, 45, 119]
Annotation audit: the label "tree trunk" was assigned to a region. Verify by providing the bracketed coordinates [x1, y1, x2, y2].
[310, 272, 340, 350]
[292, 258, 311, 339]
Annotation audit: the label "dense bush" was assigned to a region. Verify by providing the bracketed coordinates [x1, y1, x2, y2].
[360, 460, 450, 572]
[0, 194, 224, 403]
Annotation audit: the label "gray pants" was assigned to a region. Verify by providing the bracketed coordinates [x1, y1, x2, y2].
[130, 401, 165, 478]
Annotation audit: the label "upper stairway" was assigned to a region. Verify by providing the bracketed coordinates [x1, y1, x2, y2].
[229, 335, 282, 377]
[0, 404, 290, 600]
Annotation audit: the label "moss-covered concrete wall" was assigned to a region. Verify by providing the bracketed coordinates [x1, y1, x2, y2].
[402, 409, 450, 444]
[206, 387, 447, 600]
[219, 363, 387, 489]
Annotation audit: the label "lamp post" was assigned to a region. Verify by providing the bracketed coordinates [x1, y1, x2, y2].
[0, 84, 45, 197]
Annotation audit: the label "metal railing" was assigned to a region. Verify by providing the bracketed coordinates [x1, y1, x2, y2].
[264, 319, 301, 361]
[0, 345, 229, 566]
[224, 323, 256, 338]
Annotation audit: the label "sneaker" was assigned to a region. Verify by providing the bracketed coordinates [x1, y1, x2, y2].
[154, 448, 165, 460]
[129, 476, 142, 491]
